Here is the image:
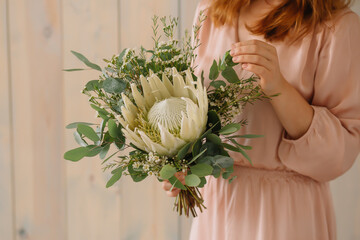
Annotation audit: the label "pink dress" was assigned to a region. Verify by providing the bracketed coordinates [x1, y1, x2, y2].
[189, 2, 360, 240]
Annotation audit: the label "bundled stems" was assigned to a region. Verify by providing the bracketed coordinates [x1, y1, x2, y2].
[174, 187, 206, 217]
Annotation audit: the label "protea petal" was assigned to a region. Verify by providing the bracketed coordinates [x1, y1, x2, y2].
[121, 106, 136, 129]
[173, 74, 190, 98]
[148, 75, 163, 101]
[116, 114, 128, 128]
[122, 127, 146, 150]
[121, 93, 138, 116]
[158, 123, 186, 155]
[152, 74, 172, 99]
[162, 73, 174, 95]
[138, 130, 169, 155]
[180, 111, 192, 141]
[130, 83, 146, 110]
[140, 75, 155, 108]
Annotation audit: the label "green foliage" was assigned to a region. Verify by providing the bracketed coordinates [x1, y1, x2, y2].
[63, 68, 85, 72]
[176, 142, 192, 161]
[219, 123, 242, 135]
[128, 164, 148, 182]
[168, 175, 186, 190]
[185, 174, 201, 187]
[70, 50, 102, 71]
[77, 124, 100, 142]
[221, 66, 240, 83]
[209, 60, 219, 80]
[66, 122, 96, 129]
[160, 164, 177, 180]
[190, 164, 213, 177]
[103, 77, 127, 94]
[108, 119, 122, 138]
[64, 147, 89, 161]
[206, 133, 222, 145]
[106, 167, 124, 188]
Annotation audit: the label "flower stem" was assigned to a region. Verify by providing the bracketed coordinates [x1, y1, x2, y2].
[173, 187, 206, 217]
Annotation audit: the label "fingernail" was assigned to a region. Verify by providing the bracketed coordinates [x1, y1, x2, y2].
[230, 50, 234, 55]
[233, 57, 238, 62]
[242, 64, 248, 68]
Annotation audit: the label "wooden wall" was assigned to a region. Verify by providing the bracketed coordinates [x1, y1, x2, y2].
[0, 0, 359, 239]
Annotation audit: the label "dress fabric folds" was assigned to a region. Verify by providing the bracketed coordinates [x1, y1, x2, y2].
[189, 2, 360, 240]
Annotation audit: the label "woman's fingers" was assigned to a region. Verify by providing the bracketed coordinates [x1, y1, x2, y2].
[242, 63, 269, 79]
[162, 180, 179, 197]
[174, 171, 186, 185]
[166, 188, 181, 197]
[162, 171, 187, 198]
[232, 54, 272, 70]
[230, 40, 276, 62]
[232, 39, 276, 55]
[162, 180, 173, 191]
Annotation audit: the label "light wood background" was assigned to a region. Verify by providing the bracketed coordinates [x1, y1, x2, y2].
[0, 0, 359, 240]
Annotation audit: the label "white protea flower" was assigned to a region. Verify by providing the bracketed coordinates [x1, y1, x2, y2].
[116, 68, 208, 156]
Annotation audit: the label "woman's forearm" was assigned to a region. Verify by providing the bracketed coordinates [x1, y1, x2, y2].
[270, 80, 314, 140]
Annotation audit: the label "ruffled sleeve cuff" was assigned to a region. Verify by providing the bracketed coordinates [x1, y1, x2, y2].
[278, 106, 356, 182]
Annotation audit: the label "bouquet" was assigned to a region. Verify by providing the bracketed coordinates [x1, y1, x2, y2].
[64, 15, 269, 217]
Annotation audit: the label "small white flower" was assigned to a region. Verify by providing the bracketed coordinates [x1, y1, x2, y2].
[143, 164, 150, 171]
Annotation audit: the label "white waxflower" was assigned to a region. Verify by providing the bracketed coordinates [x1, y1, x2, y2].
[117, 68, 208, 156]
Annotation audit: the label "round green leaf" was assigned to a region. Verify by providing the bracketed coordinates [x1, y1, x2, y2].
[128, 164, 148, 182]
[85, 80, 102, 91]
[64, 147, 89, 161]
[90, 104, 109, 115]
[106, 168, 123, 188]
[77, 124, 100, 142]
[85, 145, 102, 157]
[221, 66, 240, 83]
[207, 111, 221, 132]
[185, 174, 201, 187]
[210, 80, 226, 89]
[206, 133, 222, 145]
[190, 163, 213, 177]
[66, 122, 95, 129]
[103, 77, 127, 94]
[213, 155, 234, 169]
[99, 144, 111, 159]
[219, 123, 241, 135]
[209, 60, 219, 80]
[73, 131, 87, 147]
[108, 119, 121, 138]
[159, 164, 177, 180]
[198, 177, 207, 188]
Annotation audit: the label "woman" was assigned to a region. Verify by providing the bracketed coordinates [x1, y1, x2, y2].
[162, 0, 360, 239]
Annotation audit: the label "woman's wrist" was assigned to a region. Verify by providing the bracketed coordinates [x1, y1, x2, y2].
[269, 79, 314, 140]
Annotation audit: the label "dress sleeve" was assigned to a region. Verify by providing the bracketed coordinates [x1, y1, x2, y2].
[278, 11, 360, 182]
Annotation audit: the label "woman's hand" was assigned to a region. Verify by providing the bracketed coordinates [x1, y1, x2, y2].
[230, 39, 286, 96]
[161, 172, 186, 197]
[230, 39, 314, 140]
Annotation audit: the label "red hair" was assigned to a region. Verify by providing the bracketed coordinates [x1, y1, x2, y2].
[209, 0, 352, 41]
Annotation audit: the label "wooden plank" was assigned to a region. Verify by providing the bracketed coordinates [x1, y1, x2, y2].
[0, 0, 14, 239]
[118, 1, 181, 239]
[331, 157, 360, 240]
[7, 0, 66, 239]
[62, 1, 121, 240]
[179, 0, 201, 38]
